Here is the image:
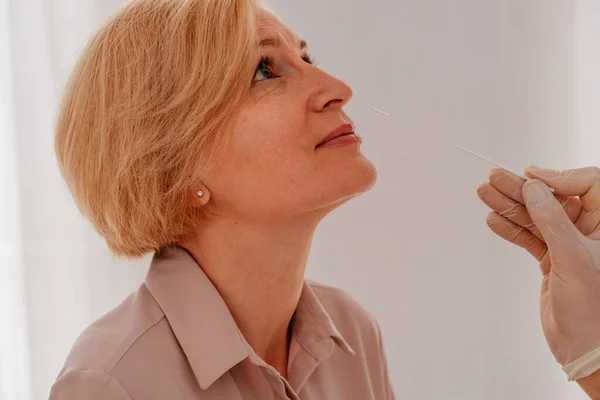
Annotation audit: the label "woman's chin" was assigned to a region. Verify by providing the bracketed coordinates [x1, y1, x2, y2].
[349, 155, 378, 193]
[290, 155, 378, 220]
[330, 156, 378, 203]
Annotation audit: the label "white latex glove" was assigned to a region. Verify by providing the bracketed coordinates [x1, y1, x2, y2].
[478, 166, 600, 399]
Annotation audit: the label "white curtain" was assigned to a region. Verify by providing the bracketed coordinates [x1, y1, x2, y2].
[1, 1, 148, 399]
[0, 0, 597, 399]
[0, 0, 30, 399]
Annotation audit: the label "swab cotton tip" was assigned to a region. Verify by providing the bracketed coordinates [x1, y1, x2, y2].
[370, 107, 392, 117]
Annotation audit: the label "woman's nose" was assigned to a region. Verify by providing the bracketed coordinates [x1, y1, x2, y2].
[309, 72, 353, 113]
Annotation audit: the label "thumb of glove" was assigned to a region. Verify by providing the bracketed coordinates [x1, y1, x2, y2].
[523, 179, 587, 266]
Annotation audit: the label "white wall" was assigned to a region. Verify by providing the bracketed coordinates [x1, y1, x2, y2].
[17, 0, 591, 399]
[575, 0, 600, 168]
[269, 0, 587, 398]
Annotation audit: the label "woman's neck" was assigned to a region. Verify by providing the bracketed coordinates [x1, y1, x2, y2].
[182, 216, 318, 378]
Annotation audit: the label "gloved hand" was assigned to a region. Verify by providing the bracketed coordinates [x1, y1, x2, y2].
[477, 166, 600, 398]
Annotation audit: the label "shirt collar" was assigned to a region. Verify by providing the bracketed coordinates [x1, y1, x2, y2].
[293, 281, 355, 356]
[145, 246, 354, 390]
[145, 246, 248, 390]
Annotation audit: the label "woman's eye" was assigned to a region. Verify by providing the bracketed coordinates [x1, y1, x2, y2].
[302, 54, 316, 65]
[251, 54, 316, 84]
[253, 56, 277, 83]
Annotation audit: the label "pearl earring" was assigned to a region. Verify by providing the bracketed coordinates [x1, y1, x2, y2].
[196, 190, 204, 198]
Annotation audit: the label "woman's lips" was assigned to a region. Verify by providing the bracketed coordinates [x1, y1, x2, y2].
[316, 123, 361, 148]
[316, 132, 361, 148]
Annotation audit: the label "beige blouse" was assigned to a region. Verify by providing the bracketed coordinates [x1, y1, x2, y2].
[49, 246, 395, 399]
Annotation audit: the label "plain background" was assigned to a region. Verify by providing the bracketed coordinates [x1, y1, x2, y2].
[4, 0, 599, 399]
[272, 0, 586, 398]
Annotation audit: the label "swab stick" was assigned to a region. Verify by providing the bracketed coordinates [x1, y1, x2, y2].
[370, 106, 554, 192]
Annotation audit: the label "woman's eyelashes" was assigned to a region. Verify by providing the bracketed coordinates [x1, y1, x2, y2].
[302, 54, 316, 65]
[252, 54, 316, 84]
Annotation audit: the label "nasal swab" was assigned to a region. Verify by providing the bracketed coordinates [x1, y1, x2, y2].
[370, 107, 554, 191]
[427, 132, 530, 181]
[370, 107, 527, 179]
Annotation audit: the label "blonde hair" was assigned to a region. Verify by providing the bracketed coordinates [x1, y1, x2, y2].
[55, 0, 259, 258]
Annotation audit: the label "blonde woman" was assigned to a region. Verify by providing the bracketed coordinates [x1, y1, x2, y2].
[49, 0, 600, 399]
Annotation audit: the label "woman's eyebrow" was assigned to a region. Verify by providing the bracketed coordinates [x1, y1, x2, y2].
[259, 38, 308, 50]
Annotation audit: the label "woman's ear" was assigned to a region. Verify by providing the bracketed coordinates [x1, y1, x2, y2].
[187, 183, 211, 207]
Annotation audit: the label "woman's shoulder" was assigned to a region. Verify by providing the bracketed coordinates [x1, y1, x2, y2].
[59, 284, 167, 374]
[51, 284, 177, 398]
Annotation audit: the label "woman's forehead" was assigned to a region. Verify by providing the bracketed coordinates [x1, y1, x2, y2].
[257, 10, 301, 48]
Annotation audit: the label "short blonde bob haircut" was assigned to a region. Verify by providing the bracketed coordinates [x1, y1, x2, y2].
[55, 0, 260, 258]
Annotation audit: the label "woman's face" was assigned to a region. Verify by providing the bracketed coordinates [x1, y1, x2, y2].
[202, 10, 377, 222]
